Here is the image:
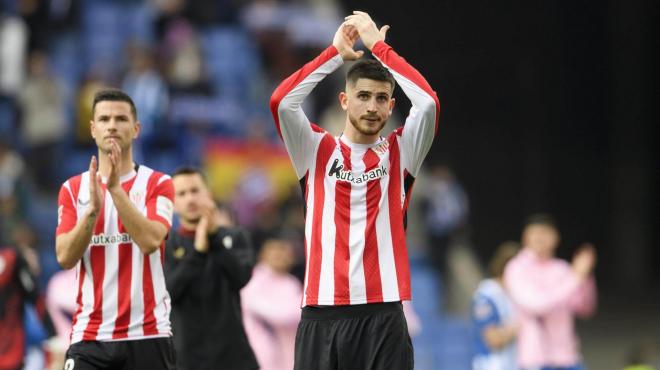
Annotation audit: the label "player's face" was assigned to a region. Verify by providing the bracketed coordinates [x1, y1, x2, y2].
[90, 101, 140, 154]
[341, 78, 395, 137]
[523, 224, 560, 259]
[173, 173, 209, 224]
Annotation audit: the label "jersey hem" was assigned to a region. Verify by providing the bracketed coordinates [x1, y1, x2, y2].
[70, 332, 171, 344]
[305, 294, 411, 307]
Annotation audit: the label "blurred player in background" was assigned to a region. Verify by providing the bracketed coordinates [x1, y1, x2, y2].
[504, 214, 597, 370]
[472, 241, 519, 370]
[270, 10, 439, 370]
[55, 89, 176, 369]
[166, 167, 258, 370]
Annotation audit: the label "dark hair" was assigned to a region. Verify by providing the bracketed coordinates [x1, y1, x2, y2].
[172, 166, 207, 182]
[488, 241, 519, 278]
[346, 59, 396, 91]
[92, 89, 137, 119]
[524, 213, 558, 229]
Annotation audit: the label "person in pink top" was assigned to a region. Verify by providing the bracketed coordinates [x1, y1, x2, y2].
[504, 214, 597, 370]
[45, 268, 77, 370]
[241, 238, 302, 370]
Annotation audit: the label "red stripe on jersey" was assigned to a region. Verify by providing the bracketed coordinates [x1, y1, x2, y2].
[142, 257, 158, 336]
[83, 187, 106, 341]
[69, 175, 82, 203]
[363, 149, 384, 301]
[333, 141, 351, 304]
[56, 174, 82, 236]
[372, 41, 441, 135]
[147, 173, 174, 229]
[70, 261, 86, 342]
[113, 171, 136, 340]
[387, 138, 411, 299]
[306, 133, 336, 305]
[269, 46, 339, 139]
[112, 243, 132, 339]
[83, 246, 105, 341]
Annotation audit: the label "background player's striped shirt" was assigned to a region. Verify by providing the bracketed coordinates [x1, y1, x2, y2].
[270, 41, 440, 306]
[56, 165, 174, 343]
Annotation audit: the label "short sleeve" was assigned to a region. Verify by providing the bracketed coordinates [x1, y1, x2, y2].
[56, 182, 77, 236]
[146, 175, 174, 230]
[472, 295, 499, 331]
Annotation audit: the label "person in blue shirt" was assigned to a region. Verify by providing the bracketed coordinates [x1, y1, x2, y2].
[473, 242, 520, 370]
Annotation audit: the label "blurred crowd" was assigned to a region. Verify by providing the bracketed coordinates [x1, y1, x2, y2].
[0, 1, 658, 370]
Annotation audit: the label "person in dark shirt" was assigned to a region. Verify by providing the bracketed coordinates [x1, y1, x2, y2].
[0, 245, 38, 370]
[165, 166, 258, 370]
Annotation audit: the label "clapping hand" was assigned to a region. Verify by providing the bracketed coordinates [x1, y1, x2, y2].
[344, 11, 389, 51]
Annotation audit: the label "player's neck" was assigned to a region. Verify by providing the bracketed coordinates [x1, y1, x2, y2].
[97, 148, 136, 179]
[342, 124, 380, 145]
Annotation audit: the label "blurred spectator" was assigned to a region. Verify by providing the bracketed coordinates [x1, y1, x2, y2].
[74, 70, 107, 146]
[0, 245, 38, 370]
[504, 214, 597, 370]
[162, 19, 210, 94]
[0, 141, 28, 246]
[622, 344, 658, 370]
[402, 301, 422, 338]
[18, 50, 66, 191]
[9, 223, 46, 370]
[166, 167, 258, 370]
[241, 238, 301, 370]
[44, 268, 76, 370]
[0, 13, 27, 95]
[472, 241, 519, 370]
[420, 164, 469, 281]
[122, 42, 169, 159]
[0, 13, 27, 138]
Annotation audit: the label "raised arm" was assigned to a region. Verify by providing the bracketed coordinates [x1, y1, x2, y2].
[504, 261, 584, 316]
[106, 141, 173, 255]
[269, 22, 360, 178]
[346, 11, 440, 176]
[55, 157, 103, 269]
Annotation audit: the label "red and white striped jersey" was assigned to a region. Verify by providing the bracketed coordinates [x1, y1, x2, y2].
[56, 164, 175, 343]
[270, 41, 440, 306]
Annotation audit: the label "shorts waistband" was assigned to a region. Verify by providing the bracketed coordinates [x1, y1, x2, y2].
[301, 302, 402, 321]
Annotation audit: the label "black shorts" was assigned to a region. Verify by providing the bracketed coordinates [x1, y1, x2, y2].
[63, 337, 176, 370]
[294, 302, 413, 370]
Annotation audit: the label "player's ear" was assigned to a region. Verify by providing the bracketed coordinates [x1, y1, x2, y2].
[90, 119, 96, 139]
[388, 98, 395, 114]
[339, 91, 349, 111]
[133, 121, 141, 139]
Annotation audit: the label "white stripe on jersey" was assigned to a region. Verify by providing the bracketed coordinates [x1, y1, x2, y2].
[318, 171, 337, 304]
[127, 167, 150, 337]
[98, 193, 119, 339]
[348, 149, 367, 304]
[71, 172, 91, 344]
[375, 156, 400, 301]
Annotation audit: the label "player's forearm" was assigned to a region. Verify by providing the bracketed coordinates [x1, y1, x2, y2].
[270, 45, 343, 121]
[482, 324, 516, 350]
[506, 270, 582, 315]
[371, 41, 439, 127]
[108, 187, 167, 254]
[56, 210, 98, 269]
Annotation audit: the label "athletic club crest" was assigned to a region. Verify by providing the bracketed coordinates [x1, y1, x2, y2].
[372, 140, 389, 155]
[130, 191, 145, 206]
